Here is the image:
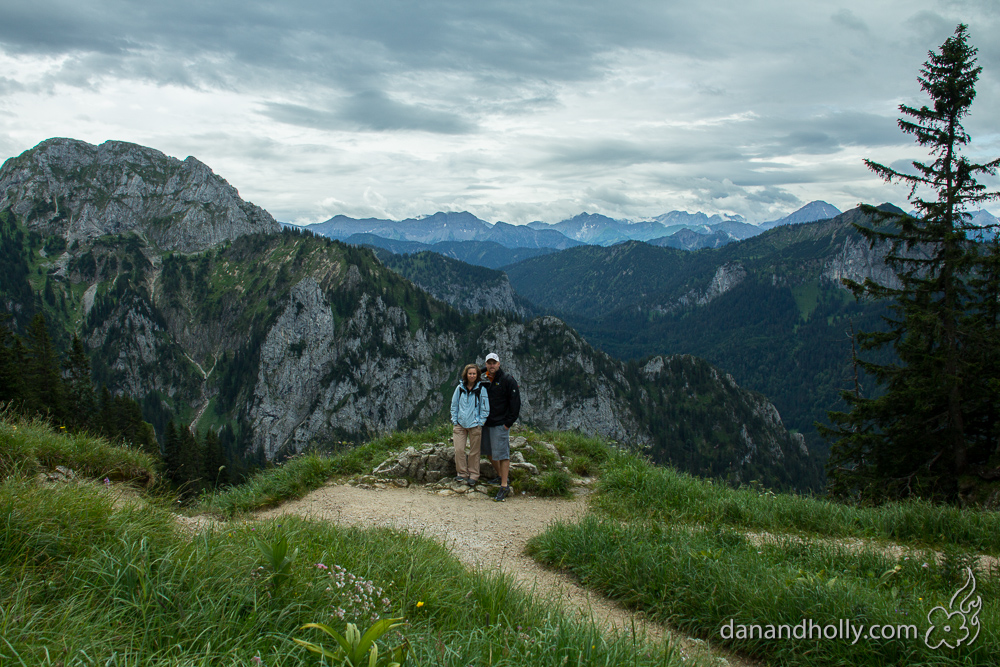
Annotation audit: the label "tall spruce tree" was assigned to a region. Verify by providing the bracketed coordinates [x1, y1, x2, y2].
[25, 313, 64, 420]
[0, 315, 19, 405]
[163, 420, 182, 486]
[202, 429, 227, 488]
[824, 25, 1000, 501]
[63, 335, 96, 430]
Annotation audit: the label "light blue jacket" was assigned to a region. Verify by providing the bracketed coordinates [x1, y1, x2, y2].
[451, 381, 490, 428]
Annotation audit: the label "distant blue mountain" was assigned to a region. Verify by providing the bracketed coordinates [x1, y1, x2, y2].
[759, 201, 842, 230]
[304, 211, 581, 250]
[301, 201, 847, 252]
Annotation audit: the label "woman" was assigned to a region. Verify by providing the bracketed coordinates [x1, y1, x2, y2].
[450, 363, 490, 486]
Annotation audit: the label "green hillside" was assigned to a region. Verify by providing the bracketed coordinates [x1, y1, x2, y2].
[504, 208, 898, 458]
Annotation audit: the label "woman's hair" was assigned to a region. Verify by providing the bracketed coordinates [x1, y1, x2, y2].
[461, 364, 480, 385]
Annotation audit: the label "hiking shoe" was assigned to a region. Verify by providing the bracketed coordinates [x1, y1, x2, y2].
[494, 485, 510, 502]
[484, 476, 502, 486]
[454, 476, 467, 483]
[466, 478, 477, 487]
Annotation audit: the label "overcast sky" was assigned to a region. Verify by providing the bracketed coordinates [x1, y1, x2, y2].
[0, 1, 997, 225]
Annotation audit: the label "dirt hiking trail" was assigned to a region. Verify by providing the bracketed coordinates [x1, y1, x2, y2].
[257, 483, 757, 667]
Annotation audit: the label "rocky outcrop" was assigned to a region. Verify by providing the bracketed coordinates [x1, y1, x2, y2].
[0, 138, 280, 252]
[822, 235, 903, 290]
[653, 261, 747, 314]
[476, 317, 649, 446]
[409, 275, 528, 317]
[248, 278, 461, 459]
[85, 288, 202, 402]
[371, 436, 552, 484]
[250, 278, 341, 457]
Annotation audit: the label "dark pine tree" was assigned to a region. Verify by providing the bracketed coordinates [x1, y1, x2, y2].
[0, 315, 20, 405]
[824, 25, 1000, 501]
[202, 428, 227, 488]
[63, 335, 96, 430]
[163, 420, 182, 486]
[178, 424, 204, 494]
[25, 313, 64, 420]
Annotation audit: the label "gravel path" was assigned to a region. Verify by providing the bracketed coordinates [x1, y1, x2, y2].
[256, 482, 757, 667]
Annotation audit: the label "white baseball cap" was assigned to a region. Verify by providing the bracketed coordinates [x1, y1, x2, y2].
[485, 352, 500, 362]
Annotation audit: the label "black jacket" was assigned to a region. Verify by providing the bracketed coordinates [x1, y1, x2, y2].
[483, 367, 521, 428]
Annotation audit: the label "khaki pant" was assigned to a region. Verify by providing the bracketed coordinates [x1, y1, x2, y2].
[453, 425, 482, 480]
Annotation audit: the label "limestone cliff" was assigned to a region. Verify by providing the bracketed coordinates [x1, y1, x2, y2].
[376, 250, 532, 317]
[0, 138, 280, 252]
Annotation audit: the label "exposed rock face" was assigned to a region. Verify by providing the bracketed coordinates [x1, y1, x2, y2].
[476, 316, 649, 446]
[822, 235, 903, 290]
[250, 278, 340, 457]
[85, 288, 200, 402]
[409, 274, 528, 317]
[249, 279, 459, 458]
[656, 261, 747, 314]
[0, 138, 280, 252]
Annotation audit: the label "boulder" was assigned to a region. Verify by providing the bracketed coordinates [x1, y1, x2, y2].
[372, 443, 458, 483]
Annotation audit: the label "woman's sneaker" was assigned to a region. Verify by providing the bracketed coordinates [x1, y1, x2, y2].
[494, 485, 510, 502]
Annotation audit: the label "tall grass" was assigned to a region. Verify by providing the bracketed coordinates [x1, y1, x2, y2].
[1, 477, 703, 667]
[595, 452, 1000, 552]
[528, 516, 999, 666]
[0, 413, 156, 484]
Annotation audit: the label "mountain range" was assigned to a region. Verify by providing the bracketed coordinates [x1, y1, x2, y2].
[0, 137, 821, 490]
[301, 201, 846, 268]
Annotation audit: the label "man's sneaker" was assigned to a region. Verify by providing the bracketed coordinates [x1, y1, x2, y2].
[494, 485, 510, 502]
[484, 476, 502, 486]
[454, 476, 467, 483]
[466, 478, 477, 487]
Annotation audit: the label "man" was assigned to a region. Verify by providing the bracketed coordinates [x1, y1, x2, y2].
[481, 352, 520, 502]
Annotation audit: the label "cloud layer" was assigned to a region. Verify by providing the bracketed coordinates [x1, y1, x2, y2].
[0, 1, 997, 223]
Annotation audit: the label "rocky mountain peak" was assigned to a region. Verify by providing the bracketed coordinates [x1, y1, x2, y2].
[0, 137, 280, 252]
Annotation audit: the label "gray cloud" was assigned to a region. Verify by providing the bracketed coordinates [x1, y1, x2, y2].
[261, 92, 476, 134]
[831, 9, 870, 32]
[1, 1, 996, 225]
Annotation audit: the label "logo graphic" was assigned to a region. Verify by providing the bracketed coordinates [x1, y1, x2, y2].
[924, 567, 982, 649]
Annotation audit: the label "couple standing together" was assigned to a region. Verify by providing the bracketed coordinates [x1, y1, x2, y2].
[450, 352, 520, 502]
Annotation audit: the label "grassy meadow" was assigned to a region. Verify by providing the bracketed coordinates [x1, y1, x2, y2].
[1, 416, 697, 667]
[528, 451, 1000, 666]
[6, 412, 999, 666]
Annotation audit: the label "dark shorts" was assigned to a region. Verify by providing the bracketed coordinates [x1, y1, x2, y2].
[482, 425, 510, 461]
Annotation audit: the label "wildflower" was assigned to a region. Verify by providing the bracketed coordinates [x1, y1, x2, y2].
[416, 601, 424, 608]
[315, 563, 328, 569]
[922, 563, 929, 568]
[252, 657, 263, 665]
[104, 477, 110, 486]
